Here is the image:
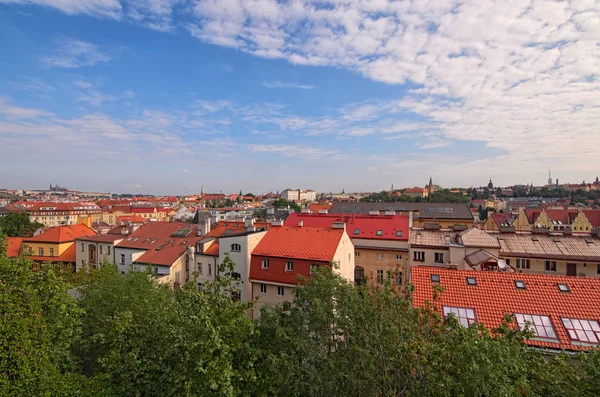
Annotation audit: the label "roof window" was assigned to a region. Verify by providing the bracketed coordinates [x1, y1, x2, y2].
[431, 274, 440, 283]
[376, 230, 383, 236]
[353, 228, 360, 234]
[557, 283, 570, 293]
[443, 306, 476, 328]
[466, 277, 477, 286]
[514, 280, 526, 289]
[515, 313, 557, 339]
[396, 230, 403, 237]
[561, 318, 600, 344]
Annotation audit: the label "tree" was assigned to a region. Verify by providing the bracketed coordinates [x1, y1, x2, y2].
[428, 189, 470, 203]
[0, 212, 44, 237]
[253, 209, 267, 219]
[271, 199, 301, 212]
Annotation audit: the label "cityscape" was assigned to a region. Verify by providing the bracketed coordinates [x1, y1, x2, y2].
[2, 0, 600, 395]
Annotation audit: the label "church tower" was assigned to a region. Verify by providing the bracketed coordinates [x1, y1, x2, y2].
[427, 177, 434, 194]
[548, 167, 552, 185]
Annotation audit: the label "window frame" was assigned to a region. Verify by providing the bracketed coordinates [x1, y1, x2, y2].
[561, 317, 600, 344]
[262, 259, 270, 269]
[545, 260, 557, 272]
[434, 252, 444, 264]
[514, 313, 558, 340]
[38, 247, 44, 256]
[259, 284, 267, 294]
[277, 286, 285, 296]
[231, 243, 241, 252]
[285, 261, 294, 272]
[413, 251, 425, 262]
[442, 306, 477, 328]
[376, 269, 384, 284]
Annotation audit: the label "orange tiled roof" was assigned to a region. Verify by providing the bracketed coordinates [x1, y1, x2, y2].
[583, 210, 600, 228]
[412, 266, 600, 351]
[204, 221, 248, 239]
[23, 224, 96, 244]
[7, 237, 22, 257]
[117, 215, 146, 223]
[307, 203, 333, 213]
[252, 226, 344, 261]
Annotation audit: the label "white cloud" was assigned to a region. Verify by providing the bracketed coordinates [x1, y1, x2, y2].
[262, 81, 314, 90]
[78, 90, 119, 107]
[12, 78, 56, 93]
[195, 99, 232, 113]
[250, 144, 337, 159]
[42, 37, 111, 68]
[0, 0, 123, 18]
[0, 96, 53, 118]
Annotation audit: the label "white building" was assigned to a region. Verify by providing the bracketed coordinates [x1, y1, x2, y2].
[280, 189, 317, 202]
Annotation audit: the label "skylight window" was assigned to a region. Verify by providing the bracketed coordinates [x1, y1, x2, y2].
[443, 306, 476, 328]
[431, 274, 440, 283]
[561, 318, 600, 344]
[515, 280, 526, 289]
[558, 283, 570, 293]
[466, 277, 477, 286]
[395, 230, 403, 237]
[353, 228, 360, 234]
[515, 313, 557, 339]
[376, 230, 383, 236]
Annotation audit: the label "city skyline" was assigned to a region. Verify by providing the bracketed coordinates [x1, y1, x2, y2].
[1, 1, 599, 194]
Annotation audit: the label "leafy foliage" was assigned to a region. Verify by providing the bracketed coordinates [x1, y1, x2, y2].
[271, 198, 301, 211]
[0, 212, 44, 237]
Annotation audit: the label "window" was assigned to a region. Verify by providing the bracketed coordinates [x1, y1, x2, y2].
[120, 254, 125, 264]
[434, 252, 444, 264]
[107, 246, 111, 255]
[38, 247, 44, 256]
[431, 274, 440, 283]
[49, 248, 54, 256]
[557, 283, 570, 293]
[231, 243, 241, 252]
[81, 243, 84, 252]
[413, 251, 425, 262]
[377, 253, 383, 260]
[262, 259, 270, 269]
[310, 264, 318, 274]
[597, 264, 600, 275]
[516, 259, 530, 269]
[376, 230, 383, 236]
[396, 254, 402, 261]
[285, 261, 294, 272]
[561, 318, 600, 344]
[99, 245, 103, 254]
[28, 246, 33, 254]
[396, 273, 402, 286]
[198, 262, 203, 275]
[377, 270, 384, 284]
[396, 230, 403, 237]
[545, 260, 557, 271]
[466, 277, 477, 286]
[355, 251, 360, 257]
[353, 228, 360, 234]
[208, 265, 212, 275]
[260, 284, 267, 294]
[515, 280, 526, 289]
[443, 306, 476, 328]
[515, 314, 557, 339]
[277, 286, 285, 296]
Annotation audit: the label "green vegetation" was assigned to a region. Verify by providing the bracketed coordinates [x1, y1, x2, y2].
[271, 198, 301, 212]
[0, 212, 44, 237]
[2, 252, 600, 396]
[361, 189, 469, 203]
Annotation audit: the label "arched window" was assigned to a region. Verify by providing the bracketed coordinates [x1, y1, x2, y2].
[231, 243, 241, 252]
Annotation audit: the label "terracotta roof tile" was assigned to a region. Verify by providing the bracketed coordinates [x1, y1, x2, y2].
[23, 224, 96, 244]
[412, 266, 600, 351]
[6, 237, 22, 257]
[409, 230, 450, 248]
[252, 226, 344, 261]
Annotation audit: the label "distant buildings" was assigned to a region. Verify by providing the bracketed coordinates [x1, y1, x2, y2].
[21, 224, 97, 266]
[280, 189, 317, 202]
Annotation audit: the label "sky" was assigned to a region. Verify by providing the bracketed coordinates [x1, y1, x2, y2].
[0, 0, 599, 195]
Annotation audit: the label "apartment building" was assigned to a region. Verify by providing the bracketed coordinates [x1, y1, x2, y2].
[512, 209, 600, 234]
[14, 201, 102, 227]
[284, 212, 409, 287]
[412, 266, 600, 352]
[249, 224, 354, 317]
[280, 189, 317, 202]
[75, 234, 126, 272]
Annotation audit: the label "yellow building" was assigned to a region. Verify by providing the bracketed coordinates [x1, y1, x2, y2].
[22, 224, 97, 267]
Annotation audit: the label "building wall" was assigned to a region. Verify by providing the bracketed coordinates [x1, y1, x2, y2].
[252, 281, 295, 318]
[332, 231, 355, 282]
[75, 240, 119, 272]
[192, 253, 219, 285]
[513, 210, 532, 231]
[572, 212, 593, 233]
[24, 241, 72, 257]
[114, 247, 146, 273]
[482, 216, 499, 231]
[354, 248, 405, 286]
[500, 256, 600, 278]
[409, 246, 450, 268]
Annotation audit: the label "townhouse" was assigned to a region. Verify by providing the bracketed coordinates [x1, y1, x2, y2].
[13, 201, 102, 227]
[249, 224, 354, 317]
[512, 208, 600, 234]
[284, 212, 409, 287]
[75, 233, 127, 271]
[412, 267, 600, 352]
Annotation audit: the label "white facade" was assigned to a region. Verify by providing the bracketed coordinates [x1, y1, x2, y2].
[75, 237, 123, 272]
[280, 189, 317, 202]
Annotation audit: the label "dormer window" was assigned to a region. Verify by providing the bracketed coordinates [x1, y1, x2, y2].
[376, 230, 383, 236]
[395, 230, 403, 237]
[353, 228, 360, 234]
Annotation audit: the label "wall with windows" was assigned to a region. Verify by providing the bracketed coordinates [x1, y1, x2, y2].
[500, 257, 600, 278]
[23, 241, 71, 257]
[409, 247, 450, 268]
[251, 281, 295, 318]
[354, 248, 406, 287]
[113, 247, 146, 273]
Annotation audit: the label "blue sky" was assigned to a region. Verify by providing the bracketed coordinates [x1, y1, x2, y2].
[0, 1, 598, 195]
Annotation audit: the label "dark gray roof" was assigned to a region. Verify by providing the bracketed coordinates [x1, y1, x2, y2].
[329, 202, 474, 220]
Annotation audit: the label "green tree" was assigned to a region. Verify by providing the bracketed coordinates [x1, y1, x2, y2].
[271, 199, 301, 212]
[253, 208, 267, 219]
[0, 212, 44, 237]
[428, 189, 470, 203]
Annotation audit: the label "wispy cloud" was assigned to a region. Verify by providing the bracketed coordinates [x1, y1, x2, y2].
[12, 78, 56, 94]
[262, 81, 314, 90]
[78, 90, 119, 107]
[1, 0, 122, 18]
[0, 96, 53, 119]
[42, 37, 112, 68]
[250, 144, 337, 159]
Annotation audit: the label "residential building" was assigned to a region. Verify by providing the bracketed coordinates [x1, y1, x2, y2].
[284, 213, 409, 287]
[280, 189, 317, 202]
[0, 205, 26, 218]
[409, 230, 451, 269]
[6, 237, 23, 257]
[13, 201, 102, 227]
[249, 224, 354, 317]
[75, 234, 126, 272]
[403, 187, 428, 199]
[512, 208, 600, 234]
[482, 212, 517, 232]
[22, 224, 97, 267]
[411, 266, 600, 351]
[329, 202, 474, 229]
[113, 222, 199, 287]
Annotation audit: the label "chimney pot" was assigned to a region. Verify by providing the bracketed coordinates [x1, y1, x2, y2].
[298, 220, 303, 227]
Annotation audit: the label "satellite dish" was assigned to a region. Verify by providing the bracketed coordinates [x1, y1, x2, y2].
[498, 259, 508, 269]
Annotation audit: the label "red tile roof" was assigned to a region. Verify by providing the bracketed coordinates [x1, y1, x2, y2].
[76, 234, 126, 243]
[23, 224, 96, 243]
[204, 221, 248, 239]
[252, 225, 344, 261]
[583, 210, 600, 228]
[491, 212, 516, 227]
[411, 266, 600, 351]
[307, 203, 333, 213]
[6, 237, 22, 257]
[29, 244, 77, 263]
[284, 213, 409, 241]
[117, 215, 147, 223]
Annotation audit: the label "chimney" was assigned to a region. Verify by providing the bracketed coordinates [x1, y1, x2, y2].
[318, 209, 328, 214]
[298, 220, 303, 227]
[271, 220, 284, 227]
[409, 211, 414, 229]
[384, 210, 395, 215]
[245, 217, 255, 231]
[301, 208, 311, 214]
[369, 210, 379, 216]
[332, 222, 346, 230]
